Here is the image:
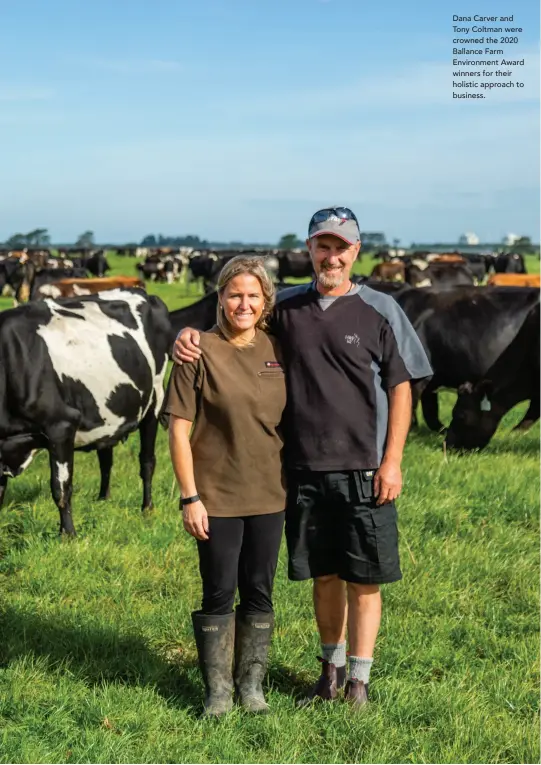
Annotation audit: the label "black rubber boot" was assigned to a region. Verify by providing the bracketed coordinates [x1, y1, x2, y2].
[192, 611, 235, 718]
[234, 611, 274, 713]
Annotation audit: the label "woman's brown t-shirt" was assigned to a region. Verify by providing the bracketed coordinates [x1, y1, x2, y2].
[165, 328, 287, 517]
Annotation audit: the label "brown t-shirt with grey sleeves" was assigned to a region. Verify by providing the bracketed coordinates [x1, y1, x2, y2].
[165, 327, 287, 517]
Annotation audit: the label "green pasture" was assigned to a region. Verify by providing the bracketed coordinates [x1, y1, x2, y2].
[0, 252, 539, 763]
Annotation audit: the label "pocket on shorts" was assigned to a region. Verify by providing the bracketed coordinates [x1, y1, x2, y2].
[353, 469, 376, 503]
[370, 502, 397, 527]
[370, 502, 399, 569]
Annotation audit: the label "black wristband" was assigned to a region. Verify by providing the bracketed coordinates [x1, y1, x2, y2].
[180, 494, 200, 507]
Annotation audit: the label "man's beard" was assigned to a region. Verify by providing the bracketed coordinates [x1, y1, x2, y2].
[317, 264, 346, 288]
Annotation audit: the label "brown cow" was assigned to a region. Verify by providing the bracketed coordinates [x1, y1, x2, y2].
[429, 255, 467, 265]
[36, 276, 145, 299]
[487, 273, 540, 288]
[370, 261, 406, 282]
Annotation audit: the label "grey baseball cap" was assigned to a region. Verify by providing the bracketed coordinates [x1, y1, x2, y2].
[308, 208, 361, 245]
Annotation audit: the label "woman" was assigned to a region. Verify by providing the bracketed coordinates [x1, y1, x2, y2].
[165, 256, 286, 717]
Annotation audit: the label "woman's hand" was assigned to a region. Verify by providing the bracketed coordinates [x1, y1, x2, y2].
[182, 500, 210, 540]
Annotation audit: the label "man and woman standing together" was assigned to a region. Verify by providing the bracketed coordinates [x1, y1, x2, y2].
[166, 207, 432, 716]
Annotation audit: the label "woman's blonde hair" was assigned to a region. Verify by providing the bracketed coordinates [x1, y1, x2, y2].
[216, 255, 276, 344]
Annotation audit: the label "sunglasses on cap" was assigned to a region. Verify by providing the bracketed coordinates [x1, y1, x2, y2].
[309, 207, 359, 229]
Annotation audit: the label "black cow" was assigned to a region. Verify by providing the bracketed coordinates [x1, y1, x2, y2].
[461, 253, 491, 282]
[396, 286, 540, 431]
[494, 252, 526, 274]
[85, 250, 111, 277]
[445, 303, 540, 449]
[0, 257, 28, 302]
[0, 289, 171, 535]
[277, 251, 314, 281]
[168, 292, 219, 352]
[352, 276, 412, 297]
[405, 262, 475, 289]
[188, 253, 235, 293]
[137, 254, 164, 282]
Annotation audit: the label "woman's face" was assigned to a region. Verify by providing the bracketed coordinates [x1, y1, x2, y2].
[220, 274, 265, 334]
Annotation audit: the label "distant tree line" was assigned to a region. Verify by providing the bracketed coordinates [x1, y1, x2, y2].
[4, 228, 51, 248]
[2, 229, 95, 248]
[140, 234, 210, 248]
[1, 229, 538, 255]
[140, 233, 304, 249]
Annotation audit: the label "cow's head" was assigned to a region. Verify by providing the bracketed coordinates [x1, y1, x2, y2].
[445, 380, 502, 450]
[0, 434, 41, 477]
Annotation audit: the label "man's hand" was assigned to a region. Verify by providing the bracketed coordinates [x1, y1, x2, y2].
[182, 500, 209, 540]
[373, 460, 402, 506]
[173, 328, 202, 365]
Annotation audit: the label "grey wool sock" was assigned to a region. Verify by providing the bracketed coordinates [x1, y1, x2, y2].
[321, 642, 346, 667]
[348, 656, 373, 684]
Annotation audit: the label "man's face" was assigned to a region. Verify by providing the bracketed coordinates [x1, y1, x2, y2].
[306, 234, 360, 289]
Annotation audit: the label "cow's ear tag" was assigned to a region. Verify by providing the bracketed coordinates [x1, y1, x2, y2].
[480, 395, 492, 412]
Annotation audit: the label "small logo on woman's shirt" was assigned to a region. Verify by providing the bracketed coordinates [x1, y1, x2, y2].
[345, 333, 360, 347]
[265, 361, 283, 368]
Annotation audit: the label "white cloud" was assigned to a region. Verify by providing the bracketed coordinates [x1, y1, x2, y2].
[0, 86, 54, 102]
[2, 111, 536, 238]
[78, 57, 183, 74]
[0, 112, 64, 125]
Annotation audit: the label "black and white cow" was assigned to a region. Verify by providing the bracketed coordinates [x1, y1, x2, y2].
[0, 257, 27, 301]
[84, 249, 111, 277]
[405, 262, 476, 289]
[493, 252, 526, 274]
[0, 289, 171, 535]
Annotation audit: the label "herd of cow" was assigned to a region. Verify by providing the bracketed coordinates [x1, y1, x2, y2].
[0, 244, 538, 537]
[370, 249, 539, 289]
[2, 245, 537, 305]
[0, 247, 122, 302]
[133, 247, 316, 292]
[135, 247, 540, 292]
[0, 246, 309, 302]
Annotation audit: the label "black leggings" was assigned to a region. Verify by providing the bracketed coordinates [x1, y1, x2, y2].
[196, 512, 285, 615]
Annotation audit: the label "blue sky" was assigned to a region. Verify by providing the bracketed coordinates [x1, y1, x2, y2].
[1, 0, 539, 245]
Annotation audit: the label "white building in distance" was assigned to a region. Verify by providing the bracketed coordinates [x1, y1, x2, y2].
[458, 232, 480, 245]
[503, 233, 521, 246]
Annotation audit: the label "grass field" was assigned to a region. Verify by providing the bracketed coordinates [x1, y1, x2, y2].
[0, 252, 539, 763]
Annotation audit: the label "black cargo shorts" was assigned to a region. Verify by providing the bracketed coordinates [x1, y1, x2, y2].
[285, 469, 402, 584]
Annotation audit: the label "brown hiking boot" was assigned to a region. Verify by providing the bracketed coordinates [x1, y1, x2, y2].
[344, 678, 369, 708]
[296, 657, 346, 707]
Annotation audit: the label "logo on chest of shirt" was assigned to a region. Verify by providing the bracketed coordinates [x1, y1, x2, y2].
[265, 361, 283, 369]
[345, 333, 360, 347]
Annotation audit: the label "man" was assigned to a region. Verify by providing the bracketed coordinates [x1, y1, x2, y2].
[174, 207, 432, 708]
